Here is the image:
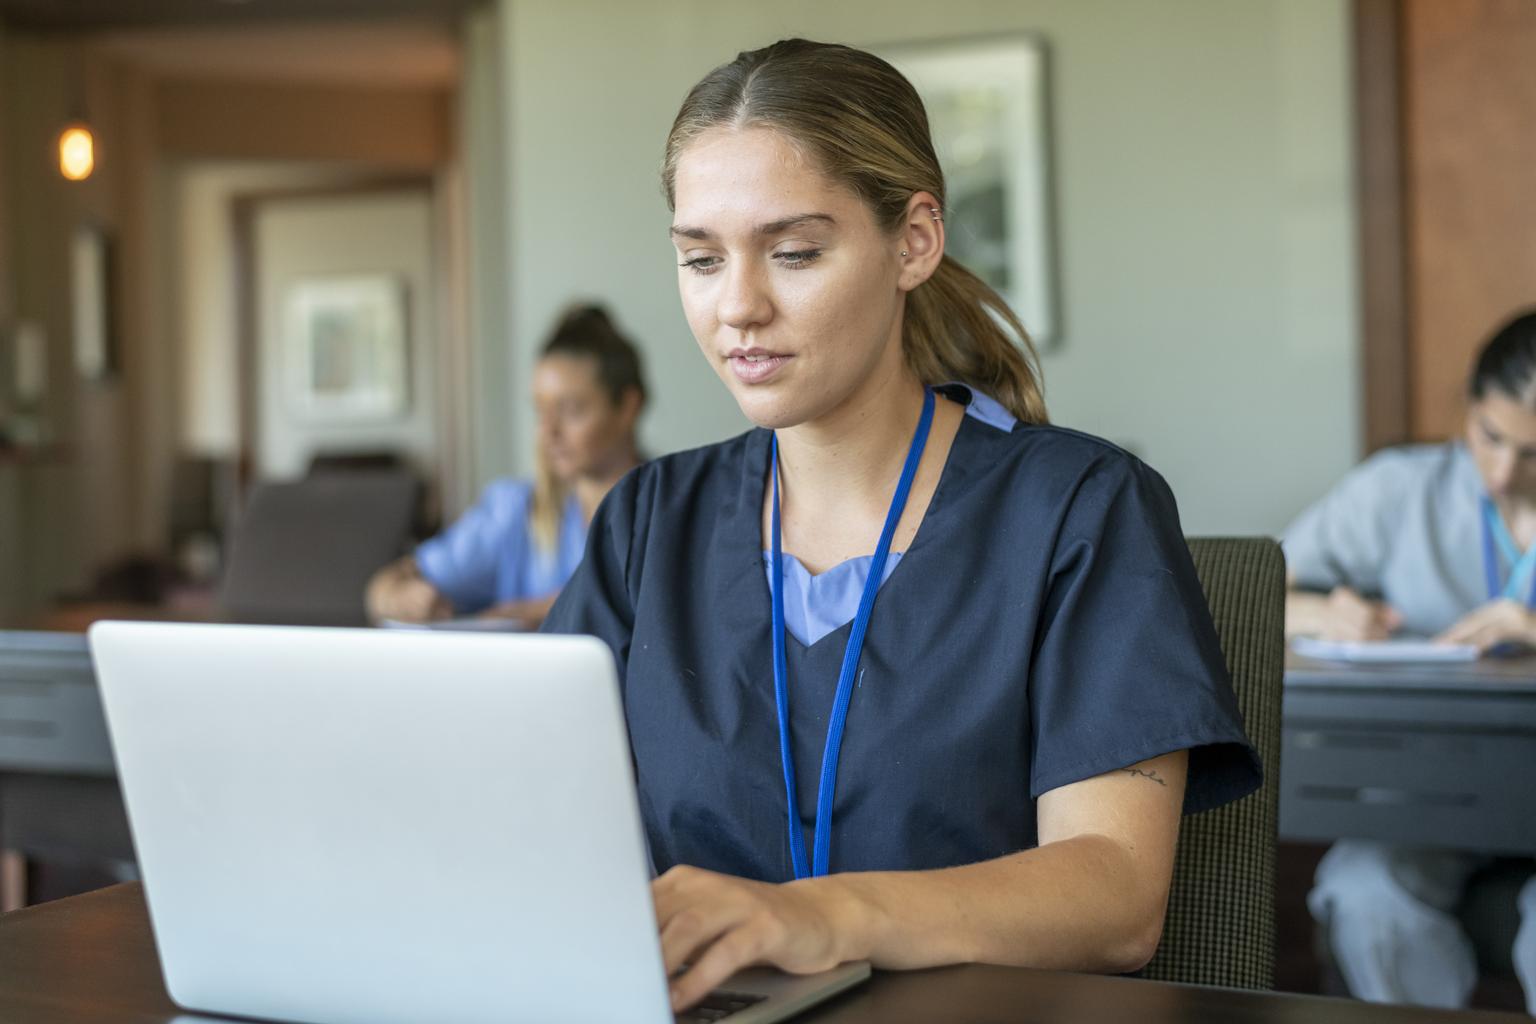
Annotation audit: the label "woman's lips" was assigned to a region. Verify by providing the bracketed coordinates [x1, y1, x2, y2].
[727, 351, 791, 385]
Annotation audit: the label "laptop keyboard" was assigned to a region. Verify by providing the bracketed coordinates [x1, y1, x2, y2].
[675, 989, 769, 1022]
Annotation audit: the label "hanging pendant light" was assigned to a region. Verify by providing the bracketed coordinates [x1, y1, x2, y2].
[58, 121, 95, 182]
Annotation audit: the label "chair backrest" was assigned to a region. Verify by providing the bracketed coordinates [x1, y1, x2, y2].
[1142, 537, 1285, 989]
[219, 472, 419, 627]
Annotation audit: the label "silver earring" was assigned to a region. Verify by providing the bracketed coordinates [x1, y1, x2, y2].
[930, 206, 942, 221]
[900, 250, 909, 258]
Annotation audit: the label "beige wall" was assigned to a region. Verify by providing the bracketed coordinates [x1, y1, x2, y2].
[0, 24, 461, 621]
[171, 161, 385, 456]
[0, 18, 16, 620]
[251, 188, 439, 479]
[460, 2, 513, 506]
[0, 18, 9, 330]
[498, 0, 1359, 536]
[0, 34, 156, 614]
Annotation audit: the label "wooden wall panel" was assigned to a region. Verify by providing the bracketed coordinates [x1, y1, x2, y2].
[1356, 0, 1410, 453]
[156, 79, 451, 167]
[1402, 0, 1536, 440]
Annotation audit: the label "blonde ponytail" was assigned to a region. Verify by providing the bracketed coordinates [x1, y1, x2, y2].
[530, 444, 568, 554]
[904, 255, 1047, 425]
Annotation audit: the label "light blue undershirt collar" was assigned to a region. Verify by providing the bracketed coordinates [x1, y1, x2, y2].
[764, 383, 1015, 645]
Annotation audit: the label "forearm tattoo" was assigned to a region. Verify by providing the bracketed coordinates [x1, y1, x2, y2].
[1120, 767, 1167, 787]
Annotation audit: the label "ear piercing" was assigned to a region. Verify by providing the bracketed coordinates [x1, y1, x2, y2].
[902, 208, 941, 257]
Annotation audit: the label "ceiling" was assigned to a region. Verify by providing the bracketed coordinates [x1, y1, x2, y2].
[93, 20, 461, 88]
[0, 0, 476, 31]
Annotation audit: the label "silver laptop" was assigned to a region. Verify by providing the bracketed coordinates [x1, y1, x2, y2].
[89, 621, 869, 1024]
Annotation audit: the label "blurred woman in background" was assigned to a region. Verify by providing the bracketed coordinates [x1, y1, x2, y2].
[366, 304, 646, 628]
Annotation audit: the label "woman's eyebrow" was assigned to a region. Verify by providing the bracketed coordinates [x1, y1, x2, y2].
[668, 212, 836, 241]
[755, 212, 835, 235]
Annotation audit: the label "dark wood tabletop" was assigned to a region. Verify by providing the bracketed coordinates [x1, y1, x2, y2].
[0, 884, 1529, 1023]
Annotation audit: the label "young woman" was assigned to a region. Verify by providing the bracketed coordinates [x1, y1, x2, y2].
[543, 39, 1259, 1012]
[367, 305, 645, 628]
[1285, 311, 1536, 1011]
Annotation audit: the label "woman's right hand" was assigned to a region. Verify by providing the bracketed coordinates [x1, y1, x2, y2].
[1321, 586, 1402, 641]
[381, 579, 452, 624]
[365, 558, 452, 624]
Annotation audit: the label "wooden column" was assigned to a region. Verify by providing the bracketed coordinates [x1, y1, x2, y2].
[1354, 0, 1411, 454]
[1401, 0, 1536, 441]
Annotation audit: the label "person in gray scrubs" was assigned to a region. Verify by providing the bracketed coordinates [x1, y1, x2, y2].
[1283, 310, 1536, 1010]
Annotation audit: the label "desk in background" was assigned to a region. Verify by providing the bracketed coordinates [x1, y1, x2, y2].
[0, 630, 127, 910]
[10, 633, 1536, 909]
[0, 883, 1529, 1023]
[1281, 652, 1536, 855]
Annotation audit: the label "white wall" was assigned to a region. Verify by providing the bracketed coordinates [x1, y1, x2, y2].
[172, 161, 374, 456]
[251, 189, 437, 479]
[460, 3, 514, 502]
[498, 0, 1358, 535]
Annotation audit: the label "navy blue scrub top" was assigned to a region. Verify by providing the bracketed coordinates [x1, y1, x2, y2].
[542, 387, 1261, 882]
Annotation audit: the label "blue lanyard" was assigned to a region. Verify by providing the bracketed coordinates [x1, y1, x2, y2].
[1479, 496, 1536, 606]
[769, 387, 935, 879]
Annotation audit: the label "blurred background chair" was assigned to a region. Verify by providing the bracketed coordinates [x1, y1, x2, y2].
[1142, 536, 1285, 989]
[219, 471, 419, 627]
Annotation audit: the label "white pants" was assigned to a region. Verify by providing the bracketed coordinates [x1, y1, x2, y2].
[1309, 840, 1536, 1013]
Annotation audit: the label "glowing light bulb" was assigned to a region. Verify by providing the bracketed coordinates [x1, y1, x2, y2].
[59, 125, 95, 181]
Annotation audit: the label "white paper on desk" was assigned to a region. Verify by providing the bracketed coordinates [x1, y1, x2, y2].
[379, 616, 529, 633]
[1291, 636, 1480, 663]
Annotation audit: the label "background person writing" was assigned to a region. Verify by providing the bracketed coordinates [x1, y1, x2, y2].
[367, 304, 646, 628]
[1283, 310, 1536, 1010]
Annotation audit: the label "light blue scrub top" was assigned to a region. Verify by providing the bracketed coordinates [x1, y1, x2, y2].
[416, 479, 586, 614]
[767, 384, 1019, 645]
[1282, 441, 1490, 636]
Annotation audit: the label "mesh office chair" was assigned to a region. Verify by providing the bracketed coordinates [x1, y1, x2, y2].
[1141, 537, 1285, 989]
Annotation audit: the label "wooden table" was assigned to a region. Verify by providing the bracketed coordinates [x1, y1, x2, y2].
[0, 884, 1528, 1023]
[1281, 652, 1536, 854]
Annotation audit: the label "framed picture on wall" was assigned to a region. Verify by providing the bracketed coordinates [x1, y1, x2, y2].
[283, 275, 409, 423]
[880, 35, 1058, 347]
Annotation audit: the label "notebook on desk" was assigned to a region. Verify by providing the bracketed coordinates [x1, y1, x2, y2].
[89, 622, 868, 1024]
[1291, 636, 1480, 664]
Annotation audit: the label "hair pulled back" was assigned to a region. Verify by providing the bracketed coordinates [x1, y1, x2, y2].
[1470, 310, 1536, 407]
[532, 303, 646, 550]
[662, 38, 1047, 424]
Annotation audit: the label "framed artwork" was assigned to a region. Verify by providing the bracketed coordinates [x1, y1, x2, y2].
[283, 275, 409, 423]
[881, 35, 1059, 346]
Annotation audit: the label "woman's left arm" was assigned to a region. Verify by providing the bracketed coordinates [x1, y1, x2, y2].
[655, 748, 1188, 1011]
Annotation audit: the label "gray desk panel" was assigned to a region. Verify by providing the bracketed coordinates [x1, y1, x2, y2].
[1286, 652, 1536, 692]
[0, 632, 113, 776]
[1281, 654, 1536, 855]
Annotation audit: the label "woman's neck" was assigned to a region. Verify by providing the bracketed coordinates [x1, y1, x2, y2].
[1497, 496, 1536, 551]
[767, 365, 963, 574]
[774, 363, 929, 517]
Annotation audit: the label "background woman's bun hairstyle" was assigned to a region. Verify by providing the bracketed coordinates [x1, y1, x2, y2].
[541, 301, 648, 409]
